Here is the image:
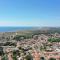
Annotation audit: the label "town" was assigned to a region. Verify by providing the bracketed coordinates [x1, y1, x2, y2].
[0, 29, 60, 60]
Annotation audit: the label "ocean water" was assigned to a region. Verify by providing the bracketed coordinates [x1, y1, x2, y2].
[0, 27, 37, 32]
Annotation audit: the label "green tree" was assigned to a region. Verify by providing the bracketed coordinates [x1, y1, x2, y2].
[49, 58, 56, 60]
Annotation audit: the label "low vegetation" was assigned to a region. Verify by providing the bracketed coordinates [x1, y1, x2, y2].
[13, 34, 33, 41]
[48, 38, 60, 42]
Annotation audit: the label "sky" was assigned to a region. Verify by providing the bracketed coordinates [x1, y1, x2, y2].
[0, 0, 60, 27]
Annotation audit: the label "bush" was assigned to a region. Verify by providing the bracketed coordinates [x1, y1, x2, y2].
[25, 54, 33, 60]
[13, 34, 33, 41]
[49, 58, 56, 60]
[48, 38, 60, 42]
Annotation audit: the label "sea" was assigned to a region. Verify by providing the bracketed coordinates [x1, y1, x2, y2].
[0, 27, 39, 32]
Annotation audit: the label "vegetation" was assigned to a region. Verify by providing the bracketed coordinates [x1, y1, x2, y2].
[25, 53, 33, 60]
[40, 57, 45, 60]
[2, 54, 8, 60]
[48, 38, 60, 42]
[3, 42, 16, 46]
[49, 58, 56, 60]
[13, 34, 33, 41]
[40, 46, 46, 51]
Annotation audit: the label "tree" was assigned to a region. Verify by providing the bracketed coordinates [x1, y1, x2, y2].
[25, 54, 33, 60]
[48, 38, 60, 42]
[49, 58, 56, 60]
[40, 57, 45, 60]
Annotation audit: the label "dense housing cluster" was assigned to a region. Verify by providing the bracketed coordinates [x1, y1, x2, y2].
[0, 30, 60, 60]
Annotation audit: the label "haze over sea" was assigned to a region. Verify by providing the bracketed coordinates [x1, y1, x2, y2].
[0, 27, 38, 32]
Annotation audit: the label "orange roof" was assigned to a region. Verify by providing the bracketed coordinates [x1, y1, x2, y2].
[44, 52, 60, 54]
[32, 50, 40, 60]
[47, 56, 60, 59]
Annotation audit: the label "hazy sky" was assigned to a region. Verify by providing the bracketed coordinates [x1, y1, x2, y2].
[0, 0, 60, 27]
